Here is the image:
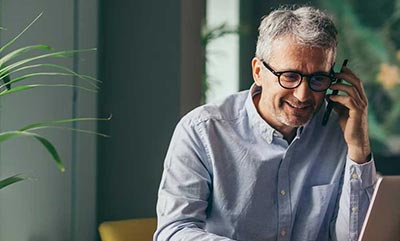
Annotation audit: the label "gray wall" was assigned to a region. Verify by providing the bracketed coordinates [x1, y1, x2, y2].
[0, 0, 98, 240]
[97, 0, 204, 223]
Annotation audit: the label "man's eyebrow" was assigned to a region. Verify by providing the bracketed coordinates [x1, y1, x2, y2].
[277, 68, 332, 74]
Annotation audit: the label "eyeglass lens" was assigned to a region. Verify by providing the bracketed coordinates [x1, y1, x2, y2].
[280, 72, 331, 91]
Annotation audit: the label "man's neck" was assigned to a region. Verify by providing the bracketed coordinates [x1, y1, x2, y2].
[283, 129, 297, 144]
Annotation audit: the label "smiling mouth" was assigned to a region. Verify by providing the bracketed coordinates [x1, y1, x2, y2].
[286, 102, 311, 110]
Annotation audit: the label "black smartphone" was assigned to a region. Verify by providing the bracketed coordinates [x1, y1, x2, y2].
[321, 59, 348, 126]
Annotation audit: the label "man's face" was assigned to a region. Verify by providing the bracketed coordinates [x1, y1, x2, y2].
[252, 36, 335, 132]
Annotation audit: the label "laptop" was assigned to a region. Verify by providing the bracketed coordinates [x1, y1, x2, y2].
[358, 175, 400, 241]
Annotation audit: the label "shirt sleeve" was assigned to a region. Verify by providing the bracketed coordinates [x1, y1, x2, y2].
[331, 155, 378, 241]
[154, 118, 236, 241]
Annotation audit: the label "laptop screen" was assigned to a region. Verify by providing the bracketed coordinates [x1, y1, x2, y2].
[358, 176, 400, 241]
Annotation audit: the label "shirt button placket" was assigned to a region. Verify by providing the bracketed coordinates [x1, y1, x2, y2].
[277, 157, 291, 241]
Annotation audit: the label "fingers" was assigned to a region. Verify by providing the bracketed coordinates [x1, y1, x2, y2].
[334, 66, 368, 104]
[329, 82, 367, 109]
[328, 94, 366, 115]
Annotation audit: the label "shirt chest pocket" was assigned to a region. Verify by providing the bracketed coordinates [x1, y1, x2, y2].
[292, 182, 337, 241]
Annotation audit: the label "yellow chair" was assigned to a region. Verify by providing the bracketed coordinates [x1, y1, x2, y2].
[99, 217, 157, 241]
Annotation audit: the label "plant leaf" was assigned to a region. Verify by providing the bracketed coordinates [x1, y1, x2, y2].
[0, 48, 96, 77]
[0, 174, 27, 189]
[0, 131, 64, 172]
[0, 83, 96, 97]
[19, 116, 111, 138]
[25, 126, 110, 138]
[0, 13, 43, 54]
[19, 116, 110, 131]
[17, 63, 100, 83]
[0, 72, 73, 89]
[0, 44, 52, 67]
[0, 70, 11, 90]
[0, 63, 100, 90]
[32, 135, 64, 172]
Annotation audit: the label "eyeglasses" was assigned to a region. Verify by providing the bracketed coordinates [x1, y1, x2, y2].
[261, 60, 336, 92]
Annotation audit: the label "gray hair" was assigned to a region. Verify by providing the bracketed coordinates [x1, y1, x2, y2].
[255, 6, 338, 61]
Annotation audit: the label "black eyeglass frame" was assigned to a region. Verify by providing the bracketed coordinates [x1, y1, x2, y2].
[261, 60, 337, 92]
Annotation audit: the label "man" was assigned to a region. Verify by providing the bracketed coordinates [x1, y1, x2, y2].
[154, 5, 377, 241]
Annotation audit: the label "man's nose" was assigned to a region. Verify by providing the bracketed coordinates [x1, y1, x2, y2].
[293, 78, 312, 102]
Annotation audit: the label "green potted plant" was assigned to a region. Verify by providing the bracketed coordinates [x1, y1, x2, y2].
[0, 13, 106, 190]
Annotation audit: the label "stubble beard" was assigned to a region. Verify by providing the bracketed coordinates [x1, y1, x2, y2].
[273, 99, 320, 127]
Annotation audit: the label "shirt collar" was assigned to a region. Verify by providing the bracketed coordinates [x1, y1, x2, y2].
[245, 84, 278, 144]
[245, 84, 312, 144]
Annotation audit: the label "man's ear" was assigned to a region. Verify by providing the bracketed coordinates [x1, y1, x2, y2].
[251, 57, 262, 86]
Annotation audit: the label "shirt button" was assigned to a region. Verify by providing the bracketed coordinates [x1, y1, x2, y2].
[280, 229, 286, 236]
[280, 190, 286, 196]
[352, 173, 359, 179]
[352, 207, 357, 213]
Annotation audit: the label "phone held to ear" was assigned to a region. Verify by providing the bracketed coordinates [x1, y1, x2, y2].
[321, 59, 348, 126]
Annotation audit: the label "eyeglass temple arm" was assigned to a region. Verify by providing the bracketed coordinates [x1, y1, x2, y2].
[261, 60, 280, 76]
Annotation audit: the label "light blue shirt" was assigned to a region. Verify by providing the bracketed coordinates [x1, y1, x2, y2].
[155, 85, 377, 241]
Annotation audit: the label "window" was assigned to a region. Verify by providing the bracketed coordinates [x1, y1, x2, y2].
[204, 0, 240, 103]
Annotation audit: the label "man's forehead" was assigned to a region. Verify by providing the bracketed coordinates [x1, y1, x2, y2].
[269, 38, 335, 65]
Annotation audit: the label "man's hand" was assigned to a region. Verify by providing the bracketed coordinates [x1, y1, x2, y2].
[328, 66, 371, 163]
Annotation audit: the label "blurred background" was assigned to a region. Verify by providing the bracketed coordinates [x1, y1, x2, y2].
[0, 0, 399, 240]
